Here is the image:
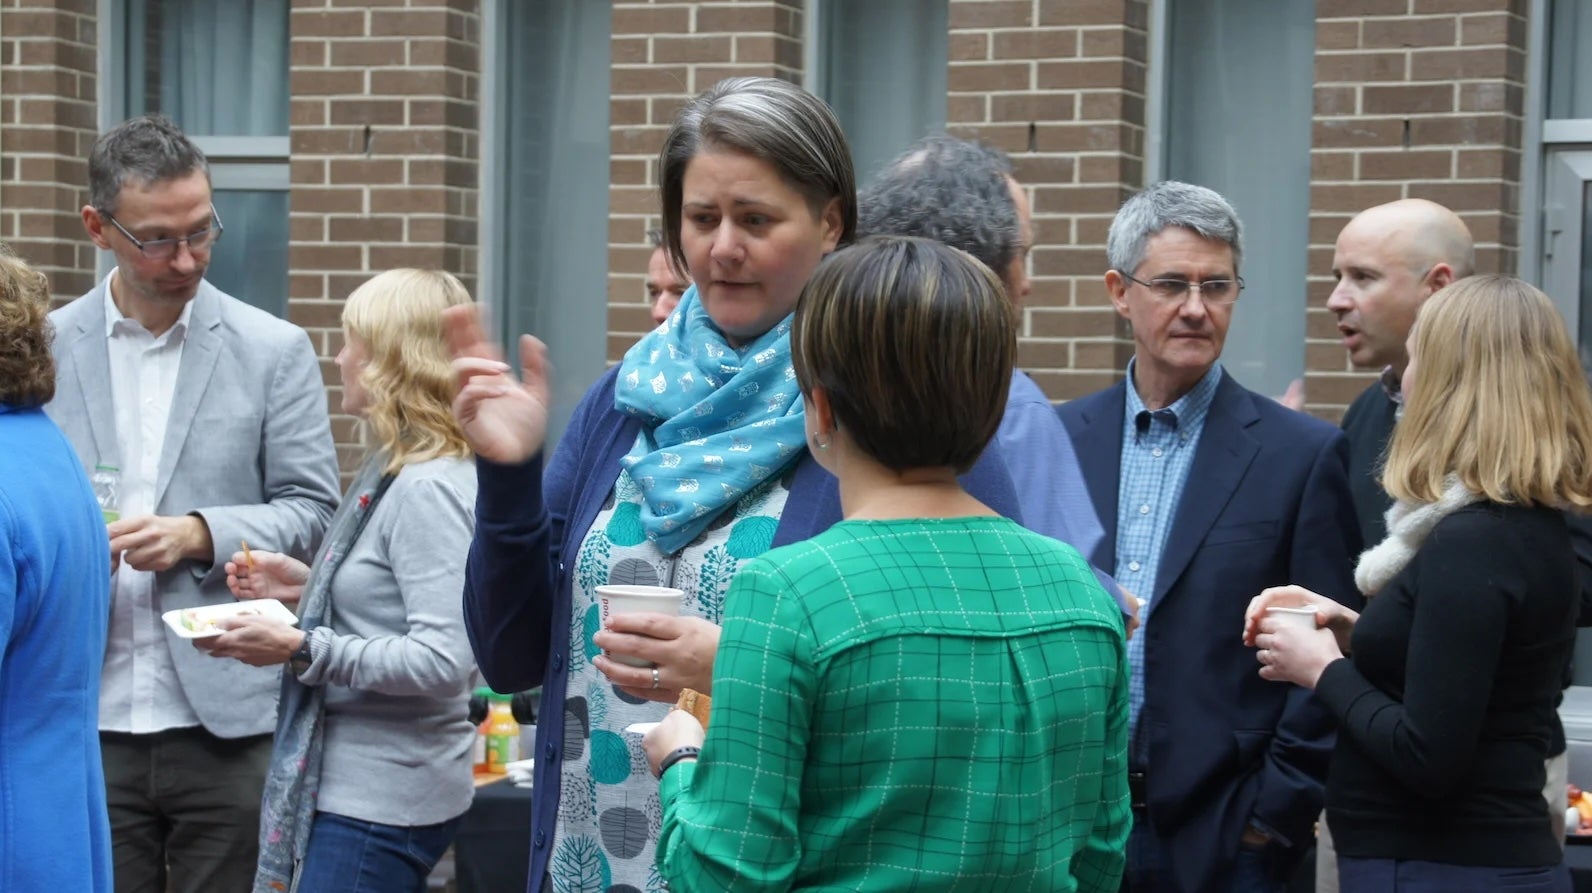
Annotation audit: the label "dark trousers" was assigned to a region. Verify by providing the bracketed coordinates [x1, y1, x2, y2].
[1122, 809, 1283, 893]
[1338, 856, 1571, 893]
[100, 727, 273, 893]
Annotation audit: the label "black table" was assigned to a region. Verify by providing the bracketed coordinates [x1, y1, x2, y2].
[454, 779, 533, 893]
[1567, 837, 1592, 893]
[453, 783, 1592, 892]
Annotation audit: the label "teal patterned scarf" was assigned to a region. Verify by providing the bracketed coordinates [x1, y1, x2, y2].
[615, 285, 806, 553]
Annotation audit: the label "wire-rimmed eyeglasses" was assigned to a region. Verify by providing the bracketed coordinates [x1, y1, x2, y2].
[100, 206, 224, 261]
[1117, 270, 1244, 305]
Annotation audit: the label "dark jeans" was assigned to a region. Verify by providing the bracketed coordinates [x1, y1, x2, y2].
[1338, 856, 1571, 893]
[100, 727, 273, 893]
[1123, 813, 1282, 893]
[297, 812, 462, 893]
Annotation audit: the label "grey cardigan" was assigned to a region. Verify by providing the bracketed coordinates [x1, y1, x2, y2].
[298, 456, 479, 825]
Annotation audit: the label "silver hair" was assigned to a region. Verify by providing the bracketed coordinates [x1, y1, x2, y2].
[1106, 181, 1243, 275]
[88, 114, 209, 214]
[657, 77, 857, 274]
[856, 135, 1019, 291]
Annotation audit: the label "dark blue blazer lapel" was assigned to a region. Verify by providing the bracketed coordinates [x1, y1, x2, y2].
[1153, 372, 1261, 602]
[1066, 383, 1127, 571]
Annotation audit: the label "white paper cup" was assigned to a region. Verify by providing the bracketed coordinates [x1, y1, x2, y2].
[1266, 605, 1319, 632]
[596, 585, 684, 667]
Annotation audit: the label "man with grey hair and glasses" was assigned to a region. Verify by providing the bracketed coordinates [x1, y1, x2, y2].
[858, 134, 1138, 629]
[1058, 181, 1362, 892]
[46, 113, 339, 893]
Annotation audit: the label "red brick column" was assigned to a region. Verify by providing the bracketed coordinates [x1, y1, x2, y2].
[0, 2, 99, 303]
[947, 0, 1149, 402]
[288, 0, 481, 471]
[1304, 0, 1528, 418]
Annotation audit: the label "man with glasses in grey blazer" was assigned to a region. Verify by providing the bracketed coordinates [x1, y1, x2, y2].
[46, 114, 340, 893]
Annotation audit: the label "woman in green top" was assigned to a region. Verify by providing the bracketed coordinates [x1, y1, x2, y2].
[643, 236, 1130, 891]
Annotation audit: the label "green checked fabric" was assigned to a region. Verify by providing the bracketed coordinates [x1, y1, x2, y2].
[657, 516, 1130, 892]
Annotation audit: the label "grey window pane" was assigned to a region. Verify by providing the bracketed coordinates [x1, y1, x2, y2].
[486, 0, 611, 445]
[817, 0, 949, 183]
[1163, 0, 1315, 397]
[123, 0, 289, 137]
[1549, 0, 1592, 120]
[205, 191, 288, 318]
[1581, 181, 1592, 362]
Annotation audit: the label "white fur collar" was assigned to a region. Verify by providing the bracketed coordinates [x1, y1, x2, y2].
[1354, 476, 1481, 597]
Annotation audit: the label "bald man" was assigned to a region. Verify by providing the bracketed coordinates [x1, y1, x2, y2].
[1328, 198, 1473, 545]
[1320, 200, 1584, 890]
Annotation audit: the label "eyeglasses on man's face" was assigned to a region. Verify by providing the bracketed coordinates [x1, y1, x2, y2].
[100, 206, 224, 261]
[1118, 270, 1244, 305]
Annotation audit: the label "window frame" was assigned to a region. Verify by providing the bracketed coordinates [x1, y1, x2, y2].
[94, 0, 291, 302]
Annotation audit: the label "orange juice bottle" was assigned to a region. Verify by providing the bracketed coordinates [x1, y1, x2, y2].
[472, 687, 492, 775]
[484, 691, 519, 774]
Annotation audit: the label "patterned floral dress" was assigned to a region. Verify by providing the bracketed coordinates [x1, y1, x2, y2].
[549, 459, 793, 893]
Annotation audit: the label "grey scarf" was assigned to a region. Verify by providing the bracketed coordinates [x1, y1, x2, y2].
[1354, 475, 1480, 597]
[253, 454, 394, 893]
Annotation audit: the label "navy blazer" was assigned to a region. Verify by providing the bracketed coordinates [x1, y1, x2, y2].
[1059, 371, 1363, 893]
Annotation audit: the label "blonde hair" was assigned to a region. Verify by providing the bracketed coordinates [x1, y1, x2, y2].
[341, 269, 473, 474]
[1383, 275, 1592, 508]
[0, 246, 55, 407]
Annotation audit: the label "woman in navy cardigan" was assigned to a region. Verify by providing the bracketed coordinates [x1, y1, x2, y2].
[1246, 275, 1592, 892]
[446, 78, 1019, 892]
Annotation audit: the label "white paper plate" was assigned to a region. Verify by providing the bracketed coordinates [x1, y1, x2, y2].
[624, 722, 660, 736]
[161, 598, 298, 639]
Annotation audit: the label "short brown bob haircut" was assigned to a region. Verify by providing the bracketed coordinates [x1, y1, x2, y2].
[0, 246, 56, 408]
[792, 235, 1015, 473]
[1384, 274, 1592, 508]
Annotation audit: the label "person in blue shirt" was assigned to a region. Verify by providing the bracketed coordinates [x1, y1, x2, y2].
[0, 246, 113, 893]
[856, 134, 1137, 628]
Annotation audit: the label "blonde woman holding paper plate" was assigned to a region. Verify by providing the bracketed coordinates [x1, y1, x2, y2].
[200, 268, 479, 893]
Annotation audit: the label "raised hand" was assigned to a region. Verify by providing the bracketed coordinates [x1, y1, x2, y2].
[442, 304, 552, 465]
[224, 549, 311, 604]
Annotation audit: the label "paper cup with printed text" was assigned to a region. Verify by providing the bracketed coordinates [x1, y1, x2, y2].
[596, 585, 685, 667]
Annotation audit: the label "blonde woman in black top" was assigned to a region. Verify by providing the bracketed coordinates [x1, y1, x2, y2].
[1245, 275, 1592, 892]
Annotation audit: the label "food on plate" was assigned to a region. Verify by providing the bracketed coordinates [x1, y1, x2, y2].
[180, 604, 261, 633]
[1568, 784, 1592, 834]
[676, 687, 711, 729]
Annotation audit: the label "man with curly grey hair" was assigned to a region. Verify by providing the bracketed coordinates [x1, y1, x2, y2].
[1058, 181, 1362, 892]
[858, 136, 1118, 591]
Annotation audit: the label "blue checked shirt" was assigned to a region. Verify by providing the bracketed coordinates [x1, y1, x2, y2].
[1115, 361, 1223, 744]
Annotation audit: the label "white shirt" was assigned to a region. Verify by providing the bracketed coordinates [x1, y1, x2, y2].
[99, 274, 202, 733]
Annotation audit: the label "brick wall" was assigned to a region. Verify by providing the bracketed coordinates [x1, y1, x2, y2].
[0, 0, 98, 303]
[1303, 0, 1529, 418]
[946, 0, 1148, 401]
[606, 0, 806, 361]
[288, 0, 482, 473]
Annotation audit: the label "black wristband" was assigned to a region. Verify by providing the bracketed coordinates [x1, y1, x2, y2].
[658, 745, 701, 777]
[289, 629, 316, 675]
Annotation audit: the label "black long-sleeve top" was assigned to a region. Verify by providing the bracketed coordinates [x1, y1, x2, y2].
[1317, 502, 1578, 867]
